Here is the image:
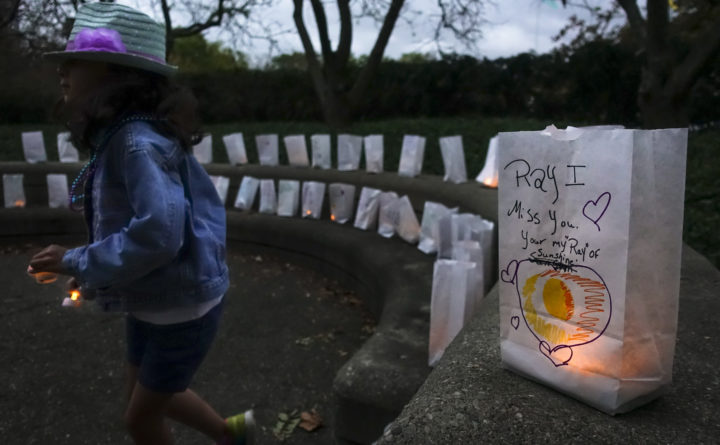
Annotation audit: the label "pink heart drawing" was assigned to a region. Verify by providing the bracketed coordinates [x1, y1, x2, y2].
[501, 260, 519, 284]
[510, 316, 520, 330]
[538, 341, 573, 367]
[582, 192, 611, 231]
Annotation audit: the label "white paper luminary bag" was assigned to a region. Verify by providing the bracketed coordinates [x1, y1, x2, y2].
[57, 132, 79, 162]
[301, 181, 326, 219]
[277, 180, 300, 217]
[193, 135, 213, 164]
[256, 134, 279, 166]
[46, 174, 69, 209]
[377, 191, 399, 238]
[21, 131, 47, 163]
[394, 195, 421, 244]
[363, 135, 384, 173]
[398, 135, 426, 177]
[476, 135, 499, 187]
[353, 187, 381, 230]
[3, 174, 26, 208]
[498, 126, 687, 415]
[284, 135, 310, 167]
[234, 176, 260, 210]
[337, 134, 363, 171]
[209, 175, 229, 204]
[258, 179, 277, 214]
[439, 135, 468, 183]
[311, 134, 332, 169]
[436, 213, 477, 259]
[418, 201, 457, 254]
[328, 183, 355, 224]
[452, 240, 485, 308]
[429, 259, 479, 366]
[222, 133, 248, 165]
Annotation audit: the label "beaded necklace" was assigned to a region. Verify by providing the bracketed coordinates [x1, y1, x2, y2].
[68, 114, 157, 211]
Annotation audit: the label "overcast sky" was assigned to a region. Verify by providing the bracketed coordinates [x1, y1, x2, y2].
[123, 0, 616, 64]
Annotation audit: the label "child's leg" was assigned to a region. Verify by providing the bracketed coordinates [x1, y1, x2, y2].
[125, 382, 174, 445]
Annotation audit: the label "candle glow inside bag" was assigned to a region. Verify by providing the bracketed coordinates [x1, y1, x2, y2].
[3, 174, 26, 208]
[498, 126, 687, 415]
[301, 181, 326, 219]
[476, 135, 499, 187]
[21, 131, 47, 164]
[328, 183, 356, 224]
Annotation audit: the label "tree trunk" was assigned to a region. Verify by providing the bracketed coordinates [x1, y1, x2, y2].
[320, 89, 353, 129]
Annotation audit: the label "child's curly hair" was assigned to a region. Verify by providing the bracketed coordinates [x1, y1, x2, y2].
[55, 64, 202, 153]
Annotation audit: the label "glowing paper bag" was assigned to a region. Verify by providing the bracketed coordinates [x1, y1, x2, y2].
[256, 134, 279, 166]
[476, 135, 498, 187]
[193, 135, 213, 164]
[21, 131, 47, 163]
[57, 132, 79, 163]
[258, 179, 277, 214]
[284, 135, 310, 167]
[354, 187, 382, 230]
[328, 183, 356, 224]
[498, 126, 687, 414]
[46, 174, 69, 209]
[429, 259, 479, 366]
[301, 181, 326, 219]
[311, 134, 332, 169]
[234, 176, 260, 210]
[377, 191, 399, 238]
[277, 179, 300, 217]
[222, 133, 248, 165]
[418, 201, 457, 254]
[364, 135, 384, 173]
[3, 174, 26, 208]
[337, 134, 362, 171]
[209, 175, 229, 204]
[398, 135, 425, 177]
[439, 135, 468, 183]
[394, 196, 422, 243]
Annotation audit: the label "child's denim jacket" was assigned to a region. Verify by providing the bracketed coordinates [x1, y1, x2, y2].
[62, 119, 229, 312]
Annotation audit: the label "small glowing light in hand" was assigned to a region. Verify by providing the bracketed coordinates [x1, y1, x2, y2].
[70, 290, 80, 301]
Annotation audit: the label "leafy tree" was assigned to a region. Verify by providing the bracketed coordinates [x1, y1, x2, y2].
[169, 34, 248, 73]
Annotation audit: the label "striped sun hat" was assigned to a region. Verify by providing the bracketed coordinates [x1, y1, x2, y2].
[44, 2, 177, 76]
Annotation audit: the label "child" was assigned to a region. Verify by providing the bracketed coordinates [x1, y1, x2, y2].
[28, 3, 253, 444]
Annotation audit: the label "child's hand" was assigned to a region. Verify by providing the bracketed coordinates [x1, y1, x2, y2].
[29, 245, 68, 274]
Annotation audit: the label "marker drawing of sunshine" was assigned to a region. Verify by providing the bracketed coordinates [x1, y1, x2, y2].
[502, 259, 612, 367]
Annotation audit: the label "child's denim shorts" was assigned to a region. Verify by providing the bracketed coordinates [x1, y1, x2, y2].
[126, 300, 223, 393]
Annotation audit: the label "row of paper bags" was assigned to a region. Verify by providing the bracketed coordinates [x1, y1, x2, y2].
[21, 131, 498, 185]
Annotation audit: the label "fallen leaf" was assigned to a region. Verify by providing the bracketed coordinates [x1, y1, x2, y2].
[298, 409, 323, 432]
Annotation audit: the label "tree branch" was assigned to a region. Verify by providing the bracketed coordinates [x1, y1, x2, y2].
[336, 0, 352, 67]
[292, 0, 325, 96]
[666, 6, 720, 100]
[349, 0, 405, 106]
[308, 0, 334, 62]
[0, 0, 22, 30]
[616, 0, 646, 42]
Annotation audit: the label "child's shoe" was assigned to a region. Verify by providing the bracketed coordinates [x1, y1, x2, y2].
[223, 410, 255, 445]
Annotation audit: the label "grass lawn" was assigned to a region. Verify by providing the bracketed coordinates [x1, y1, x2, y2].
[0, 117, 717, 268]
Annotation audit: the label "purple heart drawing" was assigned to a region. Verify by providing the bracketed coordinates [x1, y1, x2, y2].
[501, 260, 519, 284]
[582, 192, 611, 231]
[538, 341, 573, 367]
[510, 316, 520, 330]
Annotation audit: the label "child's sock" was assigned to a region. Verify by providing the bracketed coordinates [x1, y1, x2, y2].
[222, 410, 254, 445]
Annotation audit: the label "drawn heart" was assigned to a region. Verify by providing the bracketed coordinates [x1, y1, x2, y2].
[538, 341, 573, 367]
[501, 260, 519, 284]
[582, 192, 611, 231]
[510, 316, 520, 330]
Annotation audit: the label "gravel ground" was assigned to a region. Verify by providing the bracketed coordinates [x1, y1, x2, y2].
[0, 243, 374, 445]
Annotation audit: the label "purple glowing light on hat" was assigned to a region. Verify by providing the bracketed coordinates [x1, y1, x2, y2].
[66, 27, 127, 53]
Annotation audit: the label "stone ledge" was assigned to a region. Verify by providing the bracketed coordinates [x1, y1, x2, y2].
[377, 245, 720, 444]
